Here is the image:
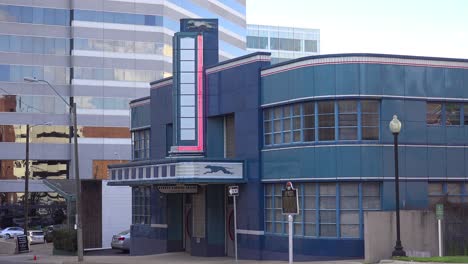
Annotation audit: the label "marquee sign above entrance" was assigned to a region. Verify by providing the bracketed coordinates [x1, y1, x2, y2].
[108, 160, 244, 185]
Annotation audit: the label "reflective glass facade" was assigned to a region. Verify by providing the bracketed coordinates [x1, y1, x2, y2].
[247, 24, 320, 64]
[0, 0, 245, 230]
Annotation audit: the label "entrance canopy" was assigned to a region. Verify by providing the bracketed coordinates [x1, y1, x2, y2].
[107, 159, 245, 186]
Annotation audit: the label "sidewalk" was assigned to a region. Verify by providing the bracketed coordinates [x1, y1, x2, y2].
[0, 251, 364, 264]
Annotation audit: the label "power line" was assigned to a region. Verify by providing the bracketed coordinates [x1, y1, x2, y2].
[0, 87, 50, 114]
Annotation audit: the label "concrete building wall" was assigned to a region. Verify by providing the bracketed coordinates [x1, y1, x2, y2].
[101, 180, 131, 248]
[364, 210, 438, 263]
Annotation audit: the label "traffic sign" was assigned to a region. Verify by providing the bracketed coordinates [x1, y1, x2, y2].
[436, 204, 444, 220]
[228, 185, 239, 196]
[282, 182, 299, 215]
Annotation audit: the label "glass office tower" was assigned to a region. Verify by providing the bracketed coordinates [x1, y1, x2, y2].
[0, 0, 245, 235]
[247, 24, 320, 64]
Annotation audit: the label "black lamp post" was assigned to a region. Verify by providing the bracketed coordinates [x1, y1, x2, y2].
[389, 115, 406, 257]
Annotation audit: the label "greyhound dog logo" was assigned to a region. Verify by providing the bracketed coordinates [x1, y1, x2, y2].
[186, 20, 216, 31]
[204, 165, 233, 175]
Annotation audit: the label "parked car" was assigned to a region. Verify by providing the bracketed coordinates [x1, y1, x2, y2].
[27, 230, 45, 244]
[111, 230, 130, 252]
[0, 227, 24, 239]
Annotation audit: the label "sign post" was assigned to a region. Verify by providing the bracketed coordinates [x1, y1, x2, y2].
[16, 234, 29, 253]
[228, 186, 239, 263]
[436, 204, 443, 257]
[282, 182, 298, 264]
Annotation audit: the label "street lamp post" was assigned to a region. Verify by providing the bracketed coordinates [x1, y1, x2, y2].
[389, 115, 406, 257]
[24, 122, 51, 236]
[24, 77, 84, 262]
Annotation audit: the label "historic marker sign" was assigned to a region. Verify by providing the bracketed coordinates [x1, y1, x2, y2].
[16, 234, 29, 253]
[282, 182, 299, 215]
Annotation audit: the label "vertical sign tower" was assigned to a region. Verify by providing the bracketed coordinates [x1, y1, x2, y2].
[171, 19, 219, 155]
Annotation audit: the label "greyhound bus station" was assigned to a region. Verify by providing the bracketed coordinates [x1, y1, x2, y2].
[107, 18, 468, 260]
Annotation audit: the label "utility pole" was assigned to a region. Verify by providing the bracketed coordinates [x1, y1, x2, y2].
[23, 124, 30, 235]
[72, 103, 83, 262]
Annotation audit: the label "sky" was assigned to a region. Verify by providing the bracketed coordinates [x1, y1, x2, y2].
[246, 0, 468, 58]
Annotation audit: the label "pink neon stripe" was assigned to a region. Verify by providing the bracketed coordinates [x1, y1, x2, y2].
[261, 60, 468, 77]
[197, 34, 204, 151]
[177, 35, 204, 152]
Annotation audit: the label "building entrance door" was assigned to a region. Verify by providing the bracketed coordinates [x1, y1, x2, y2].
[183, 194, 192, 253]
[225, 195, 235, 257]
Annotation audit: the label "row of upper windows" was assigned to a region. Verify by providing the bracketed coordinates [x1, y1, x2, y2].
[0, 5, 70, 26]
[74, 67, 162, 83]
[264, 100, 379, 146]
[74, 38, 170, 56]
[73, 9, 162, 26]
[0, 95, 130, 114]
[427, 102, 468, 126]
[247, 36, 318, 52]
[0, 65, 69, 84]
[0, 35, 70, 55]
[0, 5, 167, 28]
[0, 63, 166, 84]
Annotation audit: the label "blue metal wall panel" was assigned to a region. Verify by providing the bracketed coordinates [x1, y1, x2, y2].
[336, 147, 361, 178]
[360, 146, 383, 178]
[206, 117, 224, 158]
[150, 85, 173, 159]
[447, 148, 465, 177]
[426, 67, 445, 97]
[360, 64, 382, 95]
[445, 68, 465, 98]
[314, 65, 336, 96]
[381, 65, 405, 96]
[336, 64, 360, 95]
[404, 66, 426, 97]
[427, 147, 446, 178]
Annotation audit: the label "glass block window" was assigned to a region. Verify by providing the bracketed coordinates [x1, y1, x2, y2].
[292, 104, 302, 143]
[303, 102, 315, 142]
[273, 107, 282, 144]
[340, 183, 359, 238]
[318, 101, 335, 141]
[264, 109, 272, 145]
[464, 104, 468, 125]
[132, 186, 151, 225]
[303, 183, 316, 237]
[264, 182, 381, 239]
[319, 183, 336, 237]
[428, 182, 468, 207]
[427, 102, 442, 125]
[361, 100, 380, 140]
[362, 183, 381, 210]
[445, 103, 460, 126]
[338, 101, 358, 140]
[263, 100, 380, 146]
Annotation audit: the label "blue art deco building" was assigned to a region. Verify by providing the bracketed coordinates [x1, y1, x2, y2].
[108, 19, 468, 260]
